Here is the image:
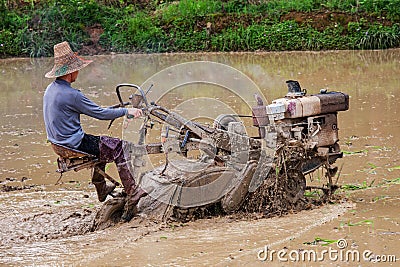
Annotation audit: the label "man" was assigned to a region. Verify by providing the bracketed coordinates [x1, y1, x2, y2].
[43, 41, 146, 222]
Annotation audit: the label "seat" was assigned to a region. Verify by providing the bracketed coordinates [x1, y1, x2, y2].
[50, 142, 120, 186]
[51, 143, 98, 174]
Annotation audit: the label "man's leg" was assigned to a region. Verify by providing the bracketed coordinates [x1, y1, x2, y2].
[99, 136, 147, 221]
[78, 134, 115, 202]
[92, 162, 116, 202]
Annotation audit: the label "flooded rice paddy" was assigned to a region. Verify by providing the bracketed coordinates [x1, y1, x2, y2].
[0, 50, 399, 266]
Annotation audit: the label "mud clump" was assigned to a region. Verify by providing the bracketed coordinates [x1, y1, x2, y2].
[0, 177, 38, 192]
[0, 184, 38, 192]
[0, 191, 101, 249]
[0, 208, 97, 248]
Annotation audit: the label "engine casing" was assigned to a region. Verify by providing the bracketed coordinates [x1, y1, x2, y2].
[252, 81, 349, 153]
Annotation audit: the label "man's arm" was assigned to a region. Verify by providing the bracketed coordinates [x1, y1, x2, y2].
[75, 91, 127, 120]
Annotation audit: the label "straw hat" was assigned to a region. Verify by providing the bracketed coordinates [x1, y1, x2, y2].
[45, 41, 93, 78]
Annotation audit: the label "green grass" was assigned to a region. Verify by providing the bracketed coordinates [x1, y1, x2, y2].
[1, 0, 400, 57]
[381, 177, 400, 185]
[340, 219, 374, 228]
[342, 149, 368, 155]
[341, 180, 375, 191]
[303, 237, 338, 246]
[304, 190, 321, 198]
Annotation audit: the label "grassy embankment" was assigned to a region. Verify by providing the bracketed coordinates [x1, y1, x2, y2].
[1, 0, 400, 57]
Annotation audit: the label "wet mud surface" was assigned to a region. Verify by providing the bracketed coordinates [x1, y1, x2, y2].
[1, 50, 399, 265]
[0, 190, 353, 266]
[0, 190, 98, 247]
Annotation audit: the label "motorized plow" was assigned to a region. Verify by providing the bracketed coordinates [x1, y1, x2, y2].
[51, 80, 349, 230]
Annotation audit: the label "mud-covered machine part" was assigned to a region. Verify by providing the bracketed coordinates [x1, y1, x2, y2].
[93, 80, 349, 224]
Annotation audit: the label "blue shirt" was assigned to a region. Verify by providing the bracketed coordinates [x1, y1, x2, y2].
[43, 79, 127, 148]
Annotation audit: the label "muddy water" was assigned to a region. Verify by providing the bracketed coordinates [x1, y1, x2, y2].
[0, 50, 399, 266]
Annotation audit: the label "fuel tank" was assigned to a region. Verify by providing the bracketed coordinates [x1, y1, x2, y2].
[270, 80, 349, 119]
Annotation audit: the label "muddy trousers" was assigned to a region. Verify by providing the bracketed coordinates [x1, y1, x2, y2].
[97, 136, 137, 195]
[79, 135, 147, 209]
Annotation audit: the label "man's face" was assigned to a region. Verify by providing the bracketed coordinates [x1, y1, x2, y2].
[70, 70, 79, 83]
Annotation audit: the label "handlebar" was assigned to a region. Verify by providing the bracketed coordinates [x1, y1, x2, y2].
[109, 101, 130, 109]
[107, 83, 150, 129]
[116, 83, 149, 108]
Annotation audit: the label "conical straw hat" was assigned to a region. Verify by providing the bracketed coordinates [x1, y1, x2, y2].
[45, 41, 93, 78]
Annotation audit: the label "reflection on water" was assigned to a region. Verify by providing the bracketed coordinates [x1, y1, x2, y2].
[0, 50, 399, 186]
